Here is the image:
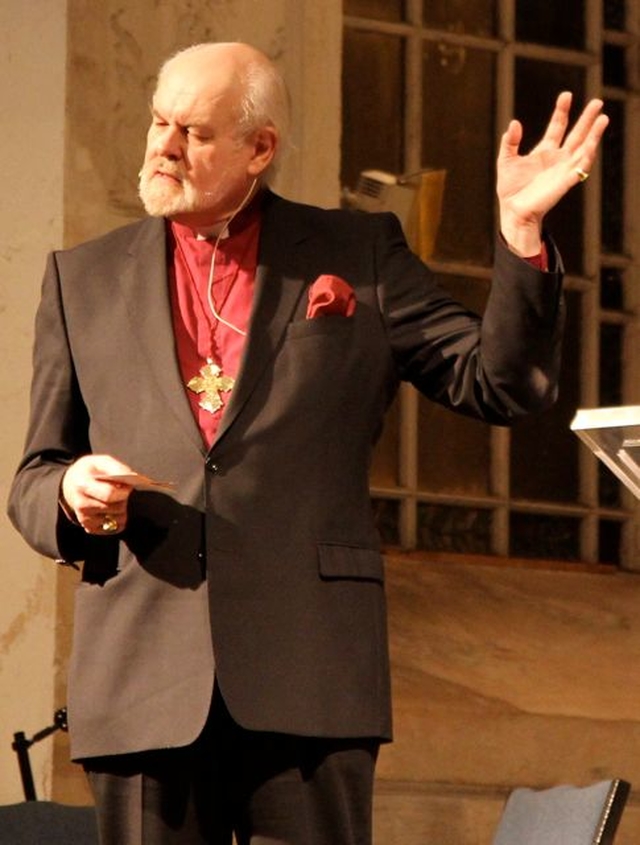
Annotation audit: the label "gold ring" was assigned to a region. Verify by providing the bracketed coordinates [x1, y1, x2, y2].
[101, 515, 119, 533]
[575, 167, 589, 183]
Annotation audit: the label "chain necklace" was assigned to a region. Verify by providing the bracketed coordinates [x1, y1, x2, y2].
[175, 181, 257, 414]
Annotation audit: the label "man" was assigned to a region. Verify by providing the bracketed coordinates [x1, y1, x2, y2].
[8, 41, 607, 845]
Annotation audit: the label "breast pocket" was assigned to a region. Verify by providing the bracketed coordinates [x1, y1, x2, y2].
[286, 315, 355, 340]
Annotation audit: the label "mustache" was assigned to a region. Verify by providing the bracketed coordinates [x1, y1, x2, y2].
[139, 160, 185, 181]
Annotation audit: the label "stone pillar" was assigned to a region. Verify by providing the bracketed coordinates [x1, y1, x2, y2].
[0, 0, 68, 804]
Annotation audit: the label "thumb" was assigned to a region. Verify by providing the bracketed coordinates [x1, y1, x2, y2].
[498, 119, 522, 162]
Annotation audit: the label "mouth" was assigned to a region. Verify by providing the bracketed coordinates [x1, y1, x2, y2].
[154, 168, 183, 184]
[140, 159, 184, 185]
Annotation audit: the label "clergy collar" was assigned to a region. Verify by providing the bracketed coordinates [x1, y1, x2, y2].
[169, 188, 265, 242]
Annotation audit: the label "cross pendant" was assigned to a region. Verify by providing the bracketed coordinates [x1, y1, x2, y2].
[187, 358, 235, 413]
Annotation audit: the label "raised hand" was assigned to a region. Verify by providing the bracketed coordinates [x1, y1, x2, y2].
[497, 91, 609, 257]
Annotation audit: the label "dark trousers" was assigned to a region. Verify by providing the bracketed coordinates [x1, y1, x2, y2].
[84, 687, 379, 845]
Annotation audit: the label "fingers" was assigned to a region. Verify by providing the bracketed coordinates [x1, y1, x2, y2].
[497, 90, 609, 236]
[70, 492, 129, 535]
[562, 98, 607, 154]
[92, 511, 126, 535]
[571, 111, 609, 177]
[514, 91, 608, 186]
[532, 92, 606, 159]
[538, 91, 573, 149]
[61, 454, 134, 534]
[498, 119, 523, 161]
[500, 92, 574, 161]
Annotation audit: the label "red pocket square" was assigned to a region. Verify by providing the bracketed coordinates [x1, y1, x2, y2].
[306, 275, 356, 318]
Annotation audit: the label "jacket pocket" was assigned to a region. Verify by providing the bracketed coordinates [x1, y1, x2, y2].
[317, 543, 384, 582]
[286, 315, 354, 340]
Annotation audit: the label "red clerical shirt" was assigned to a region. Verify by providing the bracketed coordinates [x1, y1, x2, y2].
[168, 197, 262, 448]
[168, 197, 546, 449]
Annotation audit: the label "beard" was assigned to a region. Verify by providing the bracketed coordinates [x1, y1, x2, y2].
[138, 163, 202, 217]
[138, 158, 256, 224]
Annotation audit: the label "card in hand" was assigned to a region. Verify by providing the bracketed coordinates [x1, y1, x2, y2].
[95, 472, 175, 492]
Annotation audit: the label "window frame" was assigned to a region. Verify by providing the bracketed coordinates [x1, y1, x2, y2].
[343, 0, 640, 569]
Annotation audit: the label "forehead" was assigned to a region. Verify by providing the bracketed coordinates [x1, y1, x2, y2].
[153, 57, 241, 125]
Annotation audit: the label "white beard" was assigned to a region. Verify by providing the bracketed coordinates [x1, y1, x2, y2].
[138, 169, 200, 217]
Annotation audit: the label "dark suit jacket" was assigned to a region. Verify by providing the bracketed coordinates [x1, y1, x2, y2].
[7, 190, 564, 760]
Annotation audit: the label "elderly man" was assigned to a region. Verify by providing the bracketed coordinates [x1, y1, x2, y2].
[8, 41, 607, 845]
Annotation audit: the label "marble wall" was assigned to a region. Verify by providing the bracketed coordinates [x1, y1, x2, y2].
[0, 0, 67, 806]
[64, 0, 342, 247]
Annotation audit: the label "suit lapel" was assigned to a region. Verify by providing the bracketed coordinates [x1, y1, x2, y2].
[119, 218, 205, 453]
[213, 194, 313, 446]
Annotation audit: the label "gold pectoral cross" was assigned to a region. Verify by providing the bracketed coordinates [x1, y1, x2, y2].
[187, 358, 235, 413]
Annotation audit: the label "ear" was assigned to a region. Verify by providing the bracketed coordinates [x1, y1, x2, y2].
[246, 125, 278, 176]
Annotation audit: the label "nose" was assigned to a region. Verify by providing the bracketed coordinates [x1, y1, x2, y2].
[151, 124, 184, 160]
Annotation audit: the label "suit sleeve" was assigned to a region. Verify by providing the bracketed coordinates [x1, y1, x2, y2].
[375, 213, 564, 423]
[7, 251, 97, 562]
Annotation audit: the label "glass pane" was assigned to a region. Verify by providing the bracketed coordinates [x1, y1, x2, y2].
[601, 99, 625, 254]
[370, 394, 400, 487]
[423, 0, 496, 37]
[341, 31, 405, 194]
[372, 498, 401, 546]
[603, 43, 627, 88]
[417, 274, 491, 494]
[511, 290, 582, 502]
[599, 518, 621, 564]
[515, 59, 585, 274]
[516, 0, 585, 49]
[417, 400, 492, 494]
[599, 460, 621, 508]
[604, 0, 626, 31]
[416, 504, 493, 554]
[344, 0, 405, 21]
[510, 512, 580, 560]
[599, 323, 623, 407]
[600, 267, 624, 311]
[422, 43, 495, 265]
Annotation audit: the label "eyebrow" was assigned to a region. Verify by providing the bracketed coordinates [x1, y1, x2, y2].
[149, 105, 213, 133]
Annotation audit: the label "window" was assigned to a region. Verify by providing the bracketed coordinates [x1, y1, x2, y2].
[343, 0, 640, 567]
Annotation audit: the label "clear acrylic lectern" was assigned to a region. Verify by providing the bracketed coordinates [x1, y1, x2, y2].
[571, 405, 640, 499]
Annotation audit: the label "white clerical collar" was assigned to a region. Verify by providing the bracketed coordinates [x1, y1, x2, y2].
[194, 223, 230, 241]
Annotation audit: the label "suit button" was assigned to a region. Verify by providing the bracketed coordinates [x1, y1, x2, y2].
[205, 457, 219, 474]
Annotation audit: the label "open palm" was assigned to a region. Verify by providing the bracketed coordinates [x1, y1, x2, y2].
[497, 92, 609, 253]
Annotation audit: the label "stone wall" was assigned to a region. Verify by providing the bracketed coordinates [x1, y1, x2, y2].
[63, 0, 342, 248]
[0, 0, 67, 806]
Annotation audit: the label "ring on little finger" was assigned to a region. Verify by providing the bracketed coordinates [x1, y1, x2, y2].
[101, 515, 119, 533]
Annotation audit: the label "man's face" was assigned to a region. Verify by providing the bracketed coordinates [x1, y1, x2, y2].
[138, 54, 259, 227]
